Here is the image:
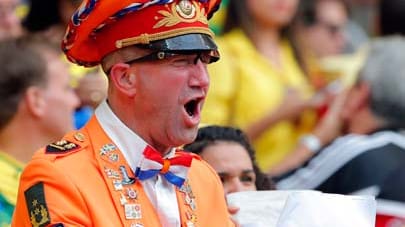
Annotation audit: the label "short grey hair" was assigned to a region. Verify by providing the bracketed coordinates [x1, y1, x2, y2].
[359, 36, 405, 127]
[101, 46, 153, 74]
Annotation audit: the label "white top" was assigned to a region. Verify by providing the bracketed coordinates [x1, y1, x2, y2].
[95, 100, 181, 227]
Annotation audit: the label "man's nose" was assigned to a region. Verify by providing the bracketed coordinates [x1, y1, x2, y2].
[188, 61, 210, 89]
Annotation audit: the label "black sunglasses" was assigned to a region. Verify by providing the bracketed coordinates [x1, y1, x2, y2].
[124, 50, 220, 65]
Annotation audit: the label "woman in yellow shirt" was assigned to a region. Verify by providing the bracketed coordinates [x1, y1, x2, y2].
[202, 0, 317, 172]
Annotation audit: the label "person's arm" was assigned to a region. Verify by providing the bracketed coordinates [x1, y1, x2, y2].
[268, 132, 331, 177]
[269, 88, 349, 177]
[245, 88, 321, 141]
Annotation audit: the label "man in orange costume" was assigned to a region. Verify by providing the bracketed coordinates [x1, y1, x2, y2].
[12, 0, 234, 226]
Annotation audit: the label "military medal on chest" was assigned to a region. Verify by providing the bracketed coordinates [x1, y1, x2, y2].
[120, 186, 143, 221]
[115, 166, 142, 221]
[99, 143, 116, 155]
[180, 181, 196, 211]
[104, 167, 120, 179]
[113, 179, 123, 191]
[127, 188, 138, 200]
[119, 165, 136, 185]
[179, 180, 197, 226]
[124, 203, 142, 219]
[99, 143, 144, 225]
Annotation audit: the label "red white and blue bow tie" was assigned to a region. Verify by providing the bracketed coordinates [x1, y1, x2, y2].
[135, 146, 193, 187]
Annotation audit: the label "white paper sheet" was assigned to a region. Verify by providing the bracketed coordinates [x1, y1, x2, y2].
[226, 190, 376, 227]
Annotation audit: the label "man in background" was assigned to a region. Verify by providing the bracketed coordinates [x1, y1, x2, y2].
[0, 0, 22, 40]
[0, 37, 79, 226]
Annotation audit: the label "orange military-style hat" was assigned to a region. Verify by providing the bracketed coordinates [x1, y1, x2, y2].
[62, 0, 221, 67]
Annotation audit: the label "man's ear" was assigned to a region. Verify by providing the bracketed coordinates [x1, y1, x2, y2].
[109, 63, 137, 97]
[24, 86, 46, 118]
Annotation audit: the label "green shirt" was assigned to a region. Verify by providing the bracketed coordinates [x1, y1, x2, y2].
[0, 152, 23, 226]
[0, 194, 14, 227]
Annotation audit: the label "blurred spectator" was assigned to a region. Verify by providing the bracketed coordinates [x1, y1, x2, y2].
[0, 0, 22, 40]
[0, 36, 79, 226]
[202, 0, 318, 172]
[184, 125, 274, 194]
[74, 69, 107, 129]
[275, 36, 405, 227]
[273, 0, 405, 179]
[294, 0, 348, 59]
[22, 0, 81, 45]
[22, 0, 92, 88]
[22, 0, 102, 129]
[292, 0, 349, 89]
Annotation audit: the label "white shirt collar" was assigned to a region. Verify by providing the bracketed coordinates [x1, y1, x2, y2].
[95, 100, 148, 172]
[95, 100, 174, 171]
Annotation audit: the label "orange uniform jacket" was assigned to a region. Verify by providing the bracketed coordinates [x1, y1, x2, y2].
[12, 117, 234, 227]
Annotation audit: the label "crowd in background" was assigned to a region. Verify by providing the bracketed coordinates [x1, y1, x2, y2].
[1, 0, 405, 226]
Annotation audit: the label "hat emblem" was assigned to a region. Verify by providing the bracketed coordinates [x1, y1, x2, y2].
[176, 0, 195, 19]
[154, 1, 207, 28]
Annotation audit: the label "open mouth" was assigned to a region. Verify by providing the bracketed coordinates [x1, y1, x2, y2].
[184, 98, 201, 118]
[185, 99, 198, 117]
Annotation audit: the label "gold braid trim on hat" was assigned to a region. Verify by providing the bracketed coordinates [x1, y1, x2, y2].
[115, 27, 214, 48]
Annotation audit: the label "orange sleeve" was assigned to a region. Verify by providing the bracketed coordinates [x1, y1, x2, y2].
[188, 159, 236, 227]
[11, 158, 91, 227]
[203, 160, 236, 227]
